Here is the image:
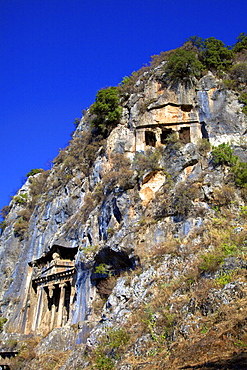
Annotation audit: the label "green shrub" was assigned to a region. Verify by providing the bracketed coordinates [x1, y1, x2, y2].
[212, 143, 237, 166]
[94, 351, 114, 370]
[107, 328, 130, 348]
[92, 328, 129, 369]
[164, 48, 203, 82]
[90, 87, 122, 137]
[186, 35, 204, 50]
[213, 185, 236, 206]
[26, 168, 44, 177]
[73, 117, 80, 128]
[201, 325, 209, 334]
[221, 243, 237, 256]
[215, 271, 233, 287]
[200, 37, 233, 71]
[165, 132, 181, 148]
[0, 205, 10, 219]
[0, 220, 7, 234]
[119, 75, 131, 86]
[81, 193, 95, 222]
[107, 228, 115, 237]
[232, 32, 247, 53]
[29, 170, 49, 198]
[95, 263, 110, 276]
[0, 317, 7, 332]
[239, 92, 247, 115]
[12, 193, 28, 205]
[240, 205, 247, 218]
[223, 79, 236, 90]
[199, 253, 223, 272]
[212, 143, 247, 187]
[232, 161, 247, 187]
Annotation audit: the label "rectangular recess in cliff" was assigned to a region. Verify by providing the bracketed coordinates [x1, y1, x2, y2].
[161, 128, 173, 144]
[145, 130, 156, 147]
[179, 127, 190, 144]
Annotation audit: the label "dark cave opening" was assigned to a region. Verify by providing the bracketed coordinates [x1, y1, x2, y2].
[161, 128, 173, 144]
[181, 104, 193, 112]
[179, 127, 190, 144]
[201, 121, 209, 139]
[91, 247, 138, 299]
[145, 131, 156, 147]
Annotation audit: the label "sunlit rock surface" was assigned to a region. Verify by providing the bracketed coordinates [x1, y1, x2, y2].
[0, 60, 247, 369]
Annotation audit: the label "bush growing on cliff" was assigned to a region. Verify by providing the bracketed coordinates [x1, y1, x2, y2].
[174, 182, 200, 216]
[14, 217, 29, 239]
[164, 49, 203, 82]
[212, 143, 237, 166]
[91, 328, 129, 370]
[0, 317, 7, 332]
[90, 87, 122, 137]
[134, 147, 164, 175]
[26, 168, 44, 177]
[12, 193, 28, 205]
[0, 206, 9, 234]
[239, 92, 247, 115]
[230, 63, 247, 85]
[232, 161, 247, 187]
[232, 32, 247, 53]
[200, 37, 233, 72]
[0, 205, 10, 219]
[100, 153, 134, 195]
[212, 143, 247, 187]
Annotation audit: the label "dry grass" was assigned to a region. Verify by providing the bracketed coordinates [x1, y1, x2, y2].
[120, 274, 247, 370]
[29, 350, 71, 370]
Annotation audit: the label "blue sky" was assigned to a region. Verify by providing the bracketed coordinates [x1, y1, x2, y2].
[1, 0, 247, 211]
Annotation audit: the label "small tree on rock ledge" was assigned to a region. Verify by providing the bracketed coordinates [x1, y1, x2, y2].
[90, 86, 122, 137]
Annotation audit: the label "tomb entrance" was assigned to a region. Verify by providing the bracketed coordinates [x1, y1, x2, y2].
[145, 130, 156, 147]
[179, 127, 190, 144]
[161, 128, 173, 144]
[26, 245, 78, 334]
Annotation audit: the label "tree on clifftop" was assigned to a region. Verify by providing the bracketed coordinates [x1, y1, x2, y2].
[164, 48, 203, 83]
[232, 32, 247, 53]
[200, 37, 233, 71]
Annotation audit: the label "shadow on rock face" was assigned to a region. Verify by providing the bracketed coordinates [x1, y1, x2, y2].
[180, 351, 247, 370]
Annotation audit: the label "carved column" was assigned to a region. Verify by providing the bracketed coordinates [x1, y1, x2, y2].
[136, 128, 146, 152]
[68, 284, 75, 322]
[48, 285, 56, 331]
[32, 285, 43, 331]
[57, 283, 66, 327]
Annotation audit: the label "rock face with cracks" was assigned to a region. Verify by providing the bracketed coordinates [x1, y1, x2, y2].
[0, 60, 247, 370]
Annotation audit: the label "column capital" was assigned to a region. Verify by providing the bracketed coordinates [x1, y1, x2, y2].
[59, 282, 67, 289]
[48, 285, 55, 298]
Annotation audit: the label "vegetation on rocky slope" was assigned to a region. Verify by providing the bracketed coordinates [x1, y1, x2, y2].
[0, 33, 247, 370]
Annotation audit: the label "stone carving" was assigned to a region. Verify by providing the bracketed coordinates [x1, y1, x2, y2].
[22, 245, 78, 335]
[135, 102, 202, 151]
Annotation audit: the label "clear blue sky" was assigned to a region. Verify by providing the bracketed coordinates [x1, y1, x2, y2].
[1, 0, 246, 210]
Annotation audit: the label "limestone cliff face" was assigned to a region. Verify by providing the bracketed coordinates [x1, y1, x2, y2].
[0, 63, 247, 369]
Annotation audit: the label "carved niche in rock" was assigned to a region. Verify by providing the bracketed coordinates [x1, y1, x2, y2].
[135, 102, 202, 151]
[22, 245, 78, 335]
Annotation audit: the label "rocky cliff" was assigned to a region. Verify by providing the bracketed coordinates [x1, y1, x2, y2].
[1, 48, 247, 369]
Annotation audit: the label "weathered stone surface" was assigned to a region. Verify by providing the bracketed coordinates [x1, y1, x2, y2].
[0, 54, 247, 369]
